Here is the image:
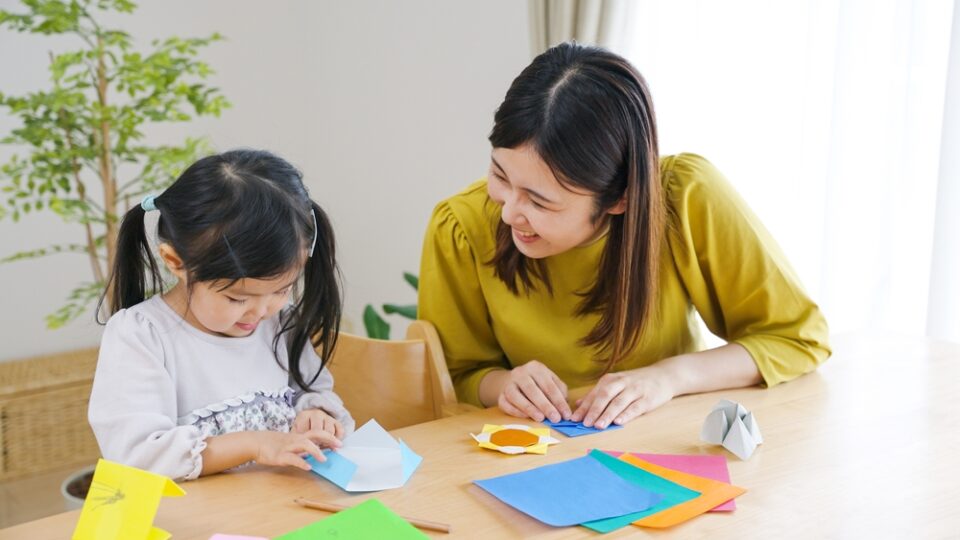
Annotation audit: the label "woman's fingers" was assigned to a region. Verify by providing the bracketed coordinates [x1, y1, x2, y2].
[503, 382, 546, 421]
[517, 376, 562, 422]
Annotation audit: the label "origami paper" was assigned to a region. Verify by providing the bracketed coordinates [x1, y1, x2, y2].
[542, 418, 624, 437]
[581, 450, 701, 533]
[700, 399, 763, 460]
[71, 459, 185, 540]
[471, 424, 559, 454]
[307, 419, 422, 492]
[275, 499, 428, 540]
[619, 455, 746, 528]
[626, 452, 736, 511]
[473, 454, 662, 526]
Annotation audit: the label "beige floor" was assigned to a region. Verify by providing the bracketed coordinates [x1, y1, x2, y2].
[0, 465, 85, 529]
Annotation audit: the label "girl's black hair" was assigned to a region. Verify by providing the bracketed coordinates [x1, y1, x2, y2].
[99, 149, 341, 392]
[487, 42, 664, 373]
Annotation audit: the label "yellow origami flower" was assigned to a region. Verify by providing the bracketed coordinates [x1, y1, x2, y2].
[471, 424, 560, 454]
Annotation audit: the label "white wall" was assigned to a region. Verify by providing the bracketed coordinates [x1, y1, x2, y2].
[0, 0, 530, 360]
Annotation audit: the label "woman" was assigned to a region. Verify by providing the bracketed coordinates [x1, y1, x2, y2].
[418, 42, 829, 430]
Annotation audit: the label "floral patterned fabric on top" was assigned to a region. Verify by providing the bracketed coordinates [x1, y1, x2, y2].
[178, 386, 297, 438]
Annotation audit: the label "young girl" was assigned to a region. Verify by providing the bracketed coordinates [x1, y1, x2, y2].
[89, 149, 353, 481]
[419, 43, 830, 429]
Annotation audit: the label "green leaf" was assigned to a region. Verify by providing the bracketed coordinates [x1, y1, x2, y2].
[382, 303, 417, 320]
[403, 272, 419, 290]
[363, 304, 390, 340]
[45, 281, 105, 329]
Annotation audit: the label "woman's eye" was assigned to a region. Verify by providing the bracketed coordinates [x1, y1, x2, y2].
[226, 296, 247, 304]
[531, 200, 546, 209]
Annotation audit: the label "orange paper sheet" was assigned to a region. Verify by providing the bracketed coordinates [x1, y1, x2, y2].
[619, 455, 747, 528]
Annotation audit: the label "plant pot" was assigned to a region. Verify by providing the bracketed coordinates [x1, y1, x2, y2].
[60, 465, 96, 511]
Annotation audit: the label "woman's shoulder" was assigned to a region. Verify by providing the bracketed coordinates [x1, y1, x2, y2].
[427, 178, 499, 254]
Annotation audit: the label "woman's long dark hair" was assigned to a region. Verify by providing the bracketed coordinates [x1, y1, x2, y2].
[488, 42, 664, 373]
[99, 149, 341, 392]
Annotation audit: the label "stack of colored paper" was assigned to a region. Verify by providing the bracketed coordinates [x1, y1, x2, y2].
[474, 449, 745, 533]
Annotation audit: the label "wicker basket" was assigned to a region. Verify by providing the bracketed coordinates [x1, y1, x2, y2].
[0, 348, 101, 481]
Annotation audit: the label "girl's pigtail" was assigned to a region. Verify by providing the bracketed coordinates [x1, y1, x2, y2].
[97, 204, 164, 322]
[284, 201, 342, 392]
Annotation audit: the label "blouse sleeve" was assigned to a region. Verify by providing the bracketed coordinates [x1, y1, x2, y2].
[665, 154, 831, 386]
[418, 201, 508, 407]
[290, 344, 356, 434]
[88, 310, 207, 480]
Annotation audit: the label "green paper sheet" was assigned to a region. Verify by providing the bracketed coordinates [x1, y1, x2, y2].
[275, 498, 428, 540]
[582, 450, 701, 533]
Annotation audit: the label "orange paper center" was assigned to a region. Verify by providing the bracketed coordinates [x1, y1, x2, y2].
[489, 428, 539, 447]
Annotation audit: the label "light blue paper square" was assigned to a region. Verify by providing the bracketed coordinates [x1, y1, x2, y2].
[307, 450, 357, 490]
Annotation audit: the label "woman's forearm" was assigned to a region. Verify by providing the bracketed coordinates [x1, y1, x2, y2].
[656, 342, 762, 397]
[477, 369, 511, 407]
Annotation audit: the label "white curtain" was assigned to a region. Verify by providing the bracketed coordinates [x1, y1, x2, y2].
[528, 0, 632, 55]
[609, 0, 959, 343]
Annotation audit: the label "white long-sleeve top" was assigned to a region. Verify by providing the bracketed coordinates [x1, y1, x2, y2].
[88, 295, 354, 481]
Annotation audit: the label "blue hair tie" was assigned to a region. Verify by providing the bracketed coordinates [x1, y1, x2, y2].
[140, 194, 158, 212]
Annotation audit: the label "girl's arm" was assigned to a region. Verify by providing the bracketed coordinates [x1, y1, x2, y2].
[570, 343, 760, 428]
[200, 429, 341, 476]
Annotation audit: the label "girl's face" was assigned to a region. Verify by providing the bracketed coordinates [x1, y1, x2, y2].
[184, 269, 300, 337]
[487, 144, 625, 259]
[158, 243, 301, 338]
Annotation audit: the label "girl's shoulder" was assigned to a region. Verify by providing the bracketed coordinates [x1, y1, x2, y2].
[102, 294, 188, 347]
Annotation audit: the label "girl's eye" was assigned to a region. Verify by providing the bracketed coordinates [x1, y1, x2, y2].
[530, 199, 546, 209]
[226, 296, 247, 304]
[274, 288, 291, 296]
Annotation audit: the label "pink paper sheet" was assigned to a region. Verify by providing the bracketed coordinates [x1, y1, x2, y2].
[605, 452, 736, 511]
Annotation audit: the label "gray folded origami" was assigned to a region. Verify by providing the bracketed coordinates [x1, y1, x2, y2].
[700, 399, 763, 460]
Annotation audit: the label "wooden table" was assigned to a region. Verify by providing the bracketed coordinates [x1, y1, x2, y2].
[3, 334, 958, 539]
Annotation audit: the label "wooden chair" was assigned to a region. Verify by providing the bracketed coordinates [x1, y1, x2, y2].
[325, 320, 477, 430]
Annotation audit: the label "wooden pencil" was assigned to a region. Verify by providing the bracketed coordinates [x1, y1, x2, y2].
[293, 497, 452, 534]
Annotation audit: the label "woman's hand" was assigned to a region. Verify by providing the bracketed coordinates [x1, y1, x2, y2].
[293, 408, 344, 439]
[570, 366, 676, 428]
[495, 360, 572, 423]
[254, 430, 342, 471]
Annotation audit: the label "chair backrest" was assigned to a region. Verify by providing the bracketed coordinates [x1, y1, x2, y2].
[325, 320, 458, 431]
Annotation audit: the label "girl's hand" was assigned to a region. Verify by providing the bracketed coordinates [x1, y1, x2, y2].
[293, 408, 345, 439]
[570, 367, 676, 428]
[254, 430, 342, 471]
[498, 360, 572, 423]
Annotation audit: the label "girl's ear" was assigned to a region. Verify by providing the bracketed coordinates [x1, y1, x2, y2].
[158, 243, 188, 281]
[607, 197, 627, 215]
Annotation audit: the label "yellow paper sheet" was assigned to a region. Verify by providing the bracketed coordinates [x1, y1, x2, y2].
[619, 455, 746, 528]
[72, 459, 185, 540]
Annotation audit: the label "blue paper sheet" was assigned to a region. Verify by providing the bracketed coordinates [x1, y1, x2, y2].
[543, 419, 624, 437]
[581, 450, 701, 533]
[473, 454, 662, 527]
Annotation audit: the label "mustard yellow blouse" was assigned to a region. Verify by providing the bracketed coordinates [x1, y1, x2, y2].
[418, 153, 830, 407]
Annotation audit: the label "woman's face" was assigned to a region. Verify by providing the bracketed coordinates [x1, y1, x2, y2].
[487, 144, 624, 259]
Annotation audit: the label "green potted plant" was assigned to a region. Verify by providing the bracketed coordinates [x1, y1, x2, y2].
[0, 0, 229, 506]
[364, 272, 418, 339]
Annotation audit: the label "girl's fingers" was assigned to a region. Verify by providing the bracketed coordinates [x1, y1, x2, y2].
[305, 429, 341, 450]
[333, 420, 345, 439]
[293, 414, 310, 433]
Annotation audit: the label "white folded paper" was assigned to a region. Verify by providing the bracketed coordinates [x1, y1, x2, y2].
[700, 399, 763, 460]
